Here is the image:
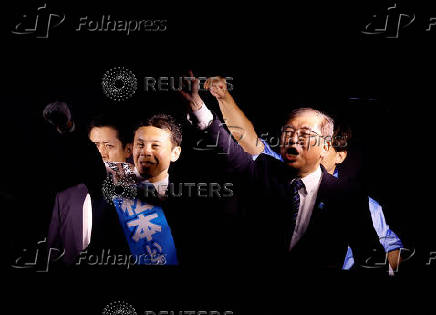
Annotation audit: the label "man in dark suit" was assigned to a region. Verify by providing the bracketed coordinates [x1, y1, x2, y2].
[46, 107, 134, 265]
[182, 73, 384, 271]
[44, 103, 228, 269]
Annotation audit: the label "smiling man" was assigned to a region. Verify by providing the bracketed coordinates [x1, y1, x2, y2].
[45, 103, 210, 268]
[133, 115, 182, 186]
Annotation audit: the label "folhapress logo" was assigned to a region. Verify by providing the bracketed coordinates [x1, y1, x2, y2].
[362, 3, 435, 38]
[11, 3, 65, 39]
[362, 3, 415, 38]
[11, 3, 167, 39]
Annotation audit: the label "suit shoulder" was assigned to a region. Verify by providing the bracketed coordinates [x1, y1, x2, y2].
[57, 183, 89, 203]
[254, 153, 285, 169]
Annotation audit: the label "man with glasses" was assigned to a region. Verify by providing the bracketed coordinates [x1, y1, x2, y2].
[182, 73, 384, 271]
[203, 76, 402, 273]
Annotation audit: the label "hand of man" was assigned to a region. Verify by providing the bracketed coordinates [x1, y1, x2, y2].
[204, 76, 230, 102]
[179, 70, 203, 111]
[42, 101, 74, 134]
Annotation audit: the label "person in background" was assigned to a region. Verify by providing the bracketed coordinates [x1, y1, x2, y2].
[204, 76, 403, 273]
[45, 103, 133, 265]
[181, 72, 384, 271]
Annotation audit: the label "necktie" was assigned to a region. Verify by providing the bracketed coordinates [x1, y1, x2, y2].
[290, 178, 305, 225]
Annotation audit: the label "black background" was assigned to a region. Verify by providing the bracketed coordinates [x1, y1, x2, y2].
[3, 0, 435, 314]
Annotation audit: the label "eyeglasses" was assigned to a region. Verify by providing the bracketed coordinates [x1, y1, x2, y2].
[281, 127, 324, 146]
[282, 127, 322, 138]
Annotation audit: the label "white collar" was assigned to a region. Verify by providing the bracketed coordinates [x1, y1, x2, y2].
[300, 166, 322, 195]
[134, 167, 169, 196]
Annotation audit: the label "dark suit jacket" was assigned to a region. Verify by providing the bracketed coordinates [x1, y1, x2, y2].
[46, 178, 228, 269]
[47, 183, 130, 266]
[196, 118, 384, 270]
[47, 184, 88, 265]
[45, 129, 224, 268]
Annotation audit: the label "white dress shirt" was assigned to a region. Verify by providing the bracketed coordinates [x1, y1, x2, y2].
[289, 166, 323, 251]
[188, 102, 324, 251]
[82, 171, 170, 250]
[188, 103, 214, 130]
[82, 193, 92, 250]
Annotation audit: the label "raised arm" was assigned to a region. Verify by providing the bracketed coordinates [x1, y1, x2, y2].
[204, 76, 264, 155]
[180, 71, 255, 177]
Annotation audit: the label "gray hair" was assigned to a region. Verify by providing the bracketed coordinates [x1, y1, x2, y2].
[285, 107, 334, 138]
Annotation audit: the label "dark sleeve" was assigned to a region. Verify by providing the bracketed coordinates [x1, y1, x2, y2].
[199, 118, 256, 177]
[345, 187, 387, 270]
[47, 192, 62, 252]
[55, 130, 107, 194]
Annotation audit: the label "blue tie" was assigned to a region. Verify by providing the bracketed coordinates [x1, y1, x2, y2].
[290, 178, 305, 224]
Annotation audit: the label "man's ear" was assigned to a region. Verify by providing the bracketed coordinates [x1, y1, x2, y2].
[335, 151, 347, 165]
[170, 146, 182, 162]
[124, 143, 133, 159]
[320, 138, 332, 158]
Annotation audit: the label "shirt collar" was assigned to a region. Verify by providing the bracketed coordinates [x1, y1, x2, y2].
[134, 167, 169, 196]
[300, 166, 322, 195]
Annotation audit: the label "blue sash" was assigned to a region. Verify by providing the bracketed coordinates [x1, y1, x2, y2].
[112, 196, 178, 265]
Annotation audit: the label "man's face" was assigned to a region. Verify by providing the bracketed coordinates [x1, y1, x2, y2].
[133, 126, 181, 181]
[89, 126, 131, 162]
[280, 112, 328, 176]
[321, 147, 348, 175]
